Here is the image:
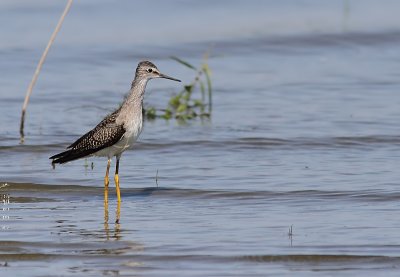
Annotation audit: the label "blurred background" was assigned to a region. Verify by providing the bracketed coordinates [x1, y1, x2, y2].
[0, 1, 400, 276]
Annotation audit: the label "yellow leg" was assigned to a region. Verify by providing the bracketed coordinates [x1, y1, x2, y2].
[115, 157, 121, 224]
[115, 190, 121, 225]
[115, 174, 121, 223]
[104, 159, 111, 223]
[115, 174, 121, 202]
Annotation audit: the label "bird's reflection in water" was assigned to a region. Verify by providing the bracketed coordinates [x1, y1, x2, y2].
[104, 192, 121, 241]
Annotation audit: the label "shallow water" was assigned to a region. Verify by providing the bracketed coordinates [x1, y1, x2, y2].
[1, 1, 400, 276]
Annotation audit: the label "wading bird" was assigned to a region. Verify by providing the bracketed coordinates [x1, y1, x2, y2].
[50, 61, 181, 223]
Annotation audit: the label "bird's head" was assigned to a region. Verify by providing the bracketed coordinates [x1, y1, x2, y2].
[136, 61, 181, 82]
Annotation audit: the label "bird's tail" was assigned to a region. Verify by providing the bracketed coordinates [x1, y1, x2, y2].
[50, 149, 89, 164]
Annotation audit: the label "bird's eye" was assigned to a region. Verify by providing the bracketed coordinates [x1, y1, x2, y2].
[147, 68, 153, 73]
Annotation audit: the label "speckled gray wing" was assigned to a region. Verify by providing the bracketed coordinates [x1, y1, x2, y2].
[50, 110, 125, 164]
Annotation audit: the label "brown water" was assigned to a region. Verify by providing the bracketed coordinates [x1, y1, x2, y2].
[1, 0, 400, 276]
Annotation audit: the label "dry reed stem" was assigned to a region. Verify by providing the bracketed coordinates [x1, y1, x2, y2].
[20, 0, 73, 142]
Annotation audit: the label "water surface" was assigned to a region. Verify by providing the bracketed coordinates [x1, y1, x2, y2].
[1, 1, 400, 276]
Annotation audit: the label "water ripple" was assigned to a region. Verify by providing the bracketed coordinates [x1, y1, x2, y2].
[2, 182, 400, 204]
[1, 135, 399, 153]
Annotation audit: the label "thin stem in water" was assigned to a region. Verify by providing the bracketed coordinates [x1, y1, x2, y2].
[20, 0, 73, 142]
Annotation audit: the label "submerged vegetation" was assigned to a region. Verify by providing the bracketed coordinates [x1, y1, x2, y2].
[144, 55, 212, 121]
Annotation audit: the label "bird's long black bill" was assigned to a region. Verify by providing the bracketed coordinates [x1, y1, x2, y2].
[159, 73, 181, 82]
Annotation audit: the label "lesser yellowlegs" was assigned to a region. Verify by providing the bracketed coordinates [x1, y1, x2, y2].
[50, 61, 181, 223]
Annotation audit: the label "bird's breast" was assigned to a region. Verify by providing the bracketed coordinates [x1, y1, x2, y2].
[122, 111, 143, 148]
[124, 119, 142, 146]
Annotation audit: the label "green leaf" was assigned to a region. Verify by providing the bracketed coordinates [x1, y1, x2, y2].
[169, 95, 181, 109]
[184, 85, 193, 93]
[193, 99, 203, 107]
[170, 56, 197, 70]
[145, 107, 157, 119]
[177, 103, 188, 113]
[161, 112, 172, 120]
[182, 92, 192, 102]
[202, 64, 212, 112]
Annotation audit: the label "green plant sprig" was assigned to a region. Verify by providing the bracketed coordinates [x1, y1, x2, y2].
[144, 55, 212, 122]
